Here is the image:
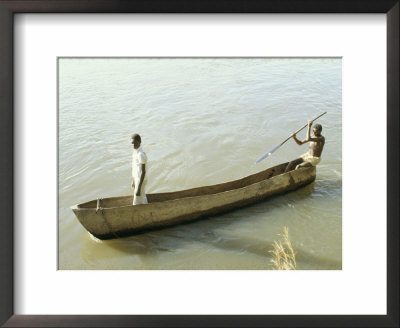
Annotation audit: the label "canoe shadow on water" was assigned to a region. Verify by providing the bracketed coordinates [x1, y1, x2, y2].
[83, 179, 342, 269]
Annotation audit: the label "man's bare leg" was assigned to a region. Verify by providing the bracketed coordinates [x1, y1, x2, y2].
[285, 158, 303, 172]
[295, 161, 312, 170]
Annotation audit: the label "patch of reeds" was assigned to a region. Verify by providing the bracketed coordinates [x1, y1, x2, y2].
[270, 226, 296, 270]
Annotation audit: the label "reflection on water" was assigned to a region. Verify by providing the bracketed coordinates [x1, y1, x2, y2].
[59, 58, 342, 270]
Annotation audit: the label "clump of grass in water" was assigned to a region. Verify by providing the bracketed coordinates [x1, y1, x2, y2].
[270, 226, 296, 270]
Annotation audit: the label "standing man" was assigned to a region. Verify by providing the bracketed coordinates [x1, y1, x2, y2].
[285, 120, 325, 172]
[131, 133, 148, 205]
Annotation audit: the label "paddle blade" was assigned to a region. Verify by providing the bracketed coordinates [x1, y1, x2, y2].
[255, 143, 282, 164]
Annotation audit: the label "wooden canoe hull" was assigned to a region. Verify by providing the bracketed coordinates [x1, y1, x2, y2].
[71, 163, 316, 239]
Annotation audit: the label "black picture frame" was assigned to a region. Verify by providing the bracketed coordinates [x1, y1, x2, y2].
[0, 1, 398, 327]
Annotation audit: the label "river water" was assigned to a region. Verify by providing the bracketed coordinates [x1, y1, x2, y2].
[58, 58, 342, 270]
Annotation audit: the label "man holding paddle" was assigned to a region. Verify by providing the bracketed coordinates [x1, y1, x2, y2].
[284, 120, 325, 172]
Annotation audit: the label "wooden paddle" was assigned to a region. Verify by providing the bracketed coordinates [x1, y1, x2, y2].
[255, 111, 327, 164]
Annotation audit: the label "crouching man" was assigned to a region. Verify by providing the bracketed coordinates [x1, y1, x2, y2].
[285, 120, 325, 172]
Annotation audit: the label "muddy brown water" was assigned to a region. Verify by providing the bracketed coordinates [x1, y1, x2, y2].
[58, 58, 342, 269]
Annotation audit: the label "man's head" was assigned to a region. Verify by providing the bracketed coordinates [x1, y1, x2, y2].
[313, 124, 322, 136]
[131, 133, 141, 149]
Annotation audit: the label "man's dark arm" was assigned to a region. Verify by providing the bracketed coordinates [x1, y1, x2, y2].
[306, 120, 312, 141]
[292, 133, 306, 145]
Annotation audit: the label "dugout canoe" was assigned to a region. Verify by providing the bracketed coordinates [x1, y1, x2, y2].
[71, 162, 316, 240]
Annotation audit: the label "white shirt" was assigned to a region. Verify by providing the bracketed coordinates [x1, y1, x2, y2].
[132, 147, 147, 180]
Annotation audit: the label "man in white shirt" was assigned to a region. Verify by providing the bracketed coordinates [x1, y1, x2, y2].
[131, 133, 148, 205]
